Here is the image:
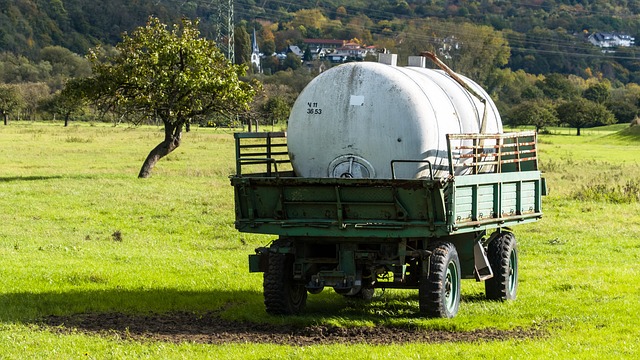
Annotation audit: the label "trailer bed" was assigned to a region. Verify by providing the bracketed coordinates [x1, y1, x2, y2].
[231, 131, 544, 239]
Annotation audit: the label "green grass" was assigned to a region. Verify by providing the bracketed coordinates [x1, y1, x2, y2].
[1, 122, 640, 359]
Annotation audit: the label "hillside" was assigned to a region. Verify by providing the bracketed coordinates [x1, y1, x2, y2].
[0, 0, 218, 56]
[3, 1, 640, 80]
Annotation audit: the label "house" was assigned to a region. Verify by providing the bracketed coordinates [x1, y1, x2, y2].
[326, 53, 349, 63]
[335, 42, 369, 59]
[286, 45, 304, 58]
[325, 42, 377, 62]
[588, 32, 635, 48]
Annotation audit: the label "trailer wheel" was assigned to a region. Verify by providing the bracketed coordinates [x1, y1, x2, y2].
[485, 232, 518, 301]
[263, 252, 307, 315]
[419, 242, 461, 318]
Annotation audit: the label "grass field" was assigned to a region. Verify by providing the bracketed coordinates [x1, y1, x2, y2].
[1, 122, 639, 359]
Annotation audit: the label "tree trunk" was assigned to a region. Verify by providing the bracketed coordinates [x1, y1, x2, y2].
[138, 122, 183, 178]
[577, 127, 581, 136]
[3, 113, 7, 125]
[64, 114, 69, 127]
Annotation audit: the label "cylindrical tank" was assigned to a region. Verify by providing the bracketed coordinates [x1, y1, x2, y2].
[287, 61, 502, 179]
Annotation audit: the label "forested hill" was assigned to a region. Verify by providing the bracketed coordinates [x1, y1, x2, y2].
[0, 0, 218, 56]
[3, 0, 640, 82]
[4, 0, 640, 54]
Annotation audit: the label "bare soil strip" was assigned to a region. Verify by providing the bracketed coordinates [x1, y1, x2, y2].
[42, 311, 544, 345]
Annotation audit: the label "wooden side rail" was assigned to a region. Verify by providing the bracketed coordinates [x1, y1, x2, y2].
[446, 131, 538, 175]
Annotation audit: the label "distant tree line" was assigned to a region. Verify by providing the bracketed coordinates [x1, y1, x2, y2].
[2, 1, 640, 133]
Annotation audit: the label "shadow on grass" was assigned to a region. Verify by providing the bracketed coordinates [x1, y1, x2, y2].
[0, 175, 65, 182]
[0, 288, 543, 345]
[0, 175, 97, 182]
[1, 287, 502, 324]
[602, 126, 640, 142]
[0, 288, 261, 323]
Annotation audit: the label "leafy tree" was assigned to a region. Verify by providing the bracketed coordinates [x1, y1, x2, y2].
[607, 83, 640, 123]
[448, 22, 510, 85]
[289, 9, 328, 31]
[70, 16, 256, 178]
[303, 46, 313, 61]
[15, 82, 50, 120]
[42, 85, 86, 127]
[583, 82, 611, 104]
[556, 98, 616, 136]
[262, 39, 276, 57]
[234, 25, 251, 66]
[0, 53, 52, 83]
[261, 55, 279, 75]
[0, 84, 23, 125]
[606, 99, 638, 124]
[536, 73, 580, 100]
[262, 96, 291, 126]
[485, 68, 543, 107]
[281, 53, 302, 71]
[40, 46, 92, 79]
[506, 100, 558, 133]
[336, 6, 347, 18]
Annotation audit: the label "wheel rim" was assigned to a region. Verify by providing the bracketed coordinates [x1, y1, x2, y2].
[445, 261, 459, 313]
[508, 248, 518, 296]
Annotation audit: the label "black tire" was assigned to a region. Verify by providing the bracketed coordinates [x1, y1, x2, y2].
[419, 242, 461, 318]
[485, 232, 518, 301]
[263, 251, 307, 315]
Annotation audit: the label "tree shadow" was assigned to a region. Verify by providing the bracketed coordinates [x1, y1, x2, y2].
[0, 175, 65, 182]
[2, 286, 509, 332]
[0, 288, 261, 323]
[0, 175, 97, 182]
[4, 288, 542, 345]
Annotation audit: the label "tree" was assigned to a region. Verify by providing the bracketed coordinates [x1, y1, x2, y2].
[507, 100, 558, 133]
[303, 46, 313, 62]
[42, 85, 86, 126]
[281, 53, 301, 71]
[556, 98, 616, 136]
[536, 73, 579, 100]
[234, 25, 251, 66]
[262, 39, 276, 56]
[0, 84, 23, 125]
[606, 99, 638, 124]
[262, 96, 291, 126]
[583, 82, 611, 104]
[40, 46, 92, 79]
[70, 16, 256, 178]
[448, 22, 510, 85]
[15, 82, 50, 120]
[261, 55, 279, 75]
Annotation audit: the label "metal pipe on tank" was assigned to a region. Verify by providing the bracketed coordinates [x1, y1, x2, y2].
[420, 51, 489, 134]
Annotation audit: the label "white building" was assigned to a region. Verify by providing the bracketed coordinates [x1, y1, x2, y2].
[588, 32, 635, 48]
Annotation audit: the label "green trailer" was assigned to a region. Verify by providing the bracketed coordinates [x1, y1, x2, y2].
[231, 131, 545, 318]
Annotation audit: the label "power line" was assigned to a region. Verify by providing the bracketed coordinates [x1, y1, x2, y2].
[168, 0, 640, 63]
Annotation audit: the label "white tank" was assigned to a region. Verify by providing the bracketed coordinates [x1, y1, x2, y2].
[287, 61, 502, 179]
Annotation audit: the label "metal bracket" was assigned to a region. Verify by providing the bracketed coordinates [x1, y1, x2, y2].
[473, 240, 493, 281]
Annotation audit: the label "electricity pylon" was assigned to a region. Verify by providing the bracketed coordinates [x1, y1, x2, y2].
[215, 0, 235, 63]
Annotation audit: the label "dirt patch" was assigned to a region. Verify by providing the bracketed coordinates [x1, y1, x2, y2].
[42, 311, 544, 345]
